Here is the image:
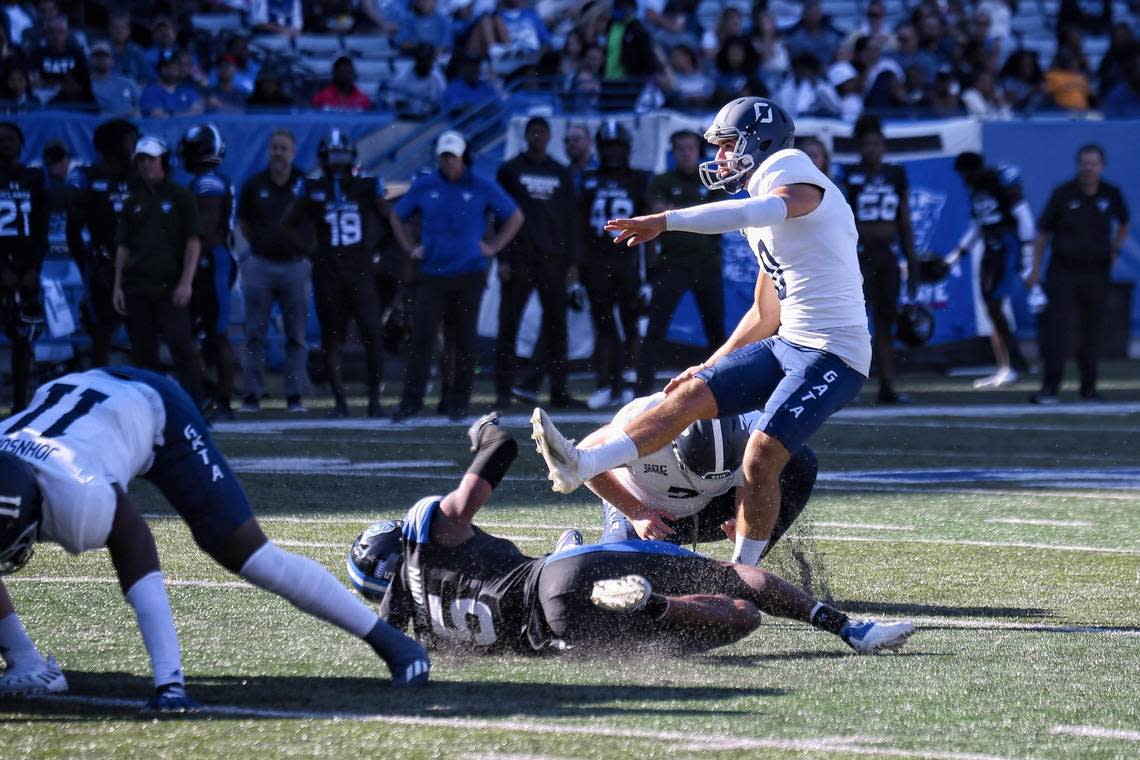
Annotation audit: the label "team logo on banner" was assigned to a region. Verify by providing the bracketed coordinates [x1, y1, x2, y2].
[908, 186, 948, 254]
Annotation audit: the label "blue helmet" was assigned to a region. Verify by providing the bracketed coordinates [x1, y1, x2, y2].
[699, 97, 795, 194]
[672, 415, 752, 482]
[178, 123, 226, 171]
[0, 453, 43, 576]
[347, 519, 405, 602]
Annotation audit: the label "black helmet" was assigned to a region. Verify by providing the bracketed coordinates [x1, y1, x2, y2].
[347, 519, 405, 602]
[672, 415, 751, 482]
[0, 453, 43, 576]
[699, 97, 795, 194]
[595, 119, 631, 147]
[318, 128, 357, 169]
[178, 123, 225, 171]
[896, 303, 935, 347]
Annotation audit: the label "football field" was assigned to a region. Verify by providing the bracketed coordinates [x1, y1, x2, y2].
[3, 367, 1139, 759]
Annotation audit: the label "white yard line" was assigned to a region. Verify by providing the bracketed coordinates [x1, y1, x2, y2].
[985, 518, 1093, 528]
[1049, 725, 1140, 741]
[815, 534, 1140, 556]
[814, 483, 1140, 501]
[909, 618, 1140, 637]
[22, 693, 1023, 760]
[814, 522, 915, 532]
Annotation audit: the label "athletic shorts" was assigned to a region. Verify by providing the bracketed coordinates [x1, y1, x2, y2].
[102, 366, 253, 553]
[536, 541, 749, 650]
[695, 337, 864, 454]
[980, 232, 1020, 302]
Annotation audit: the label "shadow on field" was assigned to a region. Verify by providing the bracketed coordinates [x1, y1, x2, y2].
[0, 670, 786, 722]
[834, 601, 1054, 619]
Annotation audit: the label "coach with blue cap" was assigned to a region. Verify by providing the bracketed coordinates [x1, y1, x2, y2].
[390, 130, 523, 421]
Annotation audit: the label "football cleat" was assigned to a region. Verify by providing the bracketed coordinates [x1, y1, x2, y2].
[590, 575, 653, 613]
[141, 683, 201, 714]
[552, 528, 583, 554]
[972, 367, 1018, 389]
[840, 619, 915, 654]
[530, 408, 583, 494]
[388, 642, 431, 688]
[0, 655, 68, 696]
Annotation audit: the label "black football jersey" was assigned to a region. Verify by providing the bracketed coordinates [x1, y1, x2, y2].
[967, 168, 1017, 236]
[0, 165, 49, 271]
[189, 170, 235, 249]
[379, 497, 546, 654]
[841, 162, 908, 224]
[292, 173, 383, 265]
[66, 164, 132, 259]
[580, 168, 650, 256]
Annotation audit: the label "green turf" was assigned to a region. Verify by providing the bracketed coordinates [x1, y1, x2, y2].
[3, 367, 1139, 759]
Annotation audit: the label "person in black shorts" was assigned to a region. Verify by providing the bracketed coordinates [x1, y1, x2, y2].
[0, 123, 48, 414]
[348, 413, 915, 655]
[840, 115, 918, 404]
[284, 129, 388, 418]
[66, 119, 138, 368]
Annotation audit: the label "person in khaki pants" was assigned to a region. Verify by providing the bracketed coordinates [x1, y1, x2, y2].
[236, 129, 311, 413]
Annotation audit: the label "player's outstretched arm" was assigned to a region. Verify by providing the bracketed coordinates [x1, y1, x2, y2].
[580, 425, 675, 540]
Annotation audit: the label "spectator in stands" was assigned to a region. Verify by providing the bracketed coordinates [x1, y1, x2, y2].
[247, 65, 295, 109]
[207, 54, 248, 112]
[112, 136, 207, 407]
[635, 128, 725, 398]
[1102, 50, 1140, 115]
[776, 52, 829, 117]
[107, 12, 149, 85]
[891, 23, 936, 85]
[565, 44, 604, 110]
[959, 10, 1001, 79]
[701, 5, 743, 61]
[917, 13, 955, 68]
[751, 11, 789, 89]
[1028, 144, 1130, 404]
[250, 0, 303, 37]
[389, 130, 523, 421]
[494, 116, 579, 410]
[785, 0, 842, 71]
[845, 0, 897, 54]
[1097, 22, 1138, 99]
[385, 43, 446, 119]
[961, 70, 1009, 117]
[977, 0, 1014, 54]
[902, 62, 934, 109]
[1057, 0, 1112, 39]
[928, 66, 965, 115]
[1057, 25, 1093, 75]
[660, 43, 711, 109]
[999, 49, 1046, 111]
[89, 40, 140, 116]
[450, 0, 501, 60]
[858, 34, 906, 109]
[237, 129, 311, 414]
[442, 53, 500, 116]
[2, 0, 34, 47]
[799, 136, 832, 178]
[647, 0, 699, 50]
[29, 14, 87, 89]
[0, 63, 39, 110]
[48, 64, 97, 111]
[304, 0, 358, 33]
[140, 49, 204, 117]
[395, 0, 453, 55]
[603, 0, 657, 81]
[1044, 49, 1093, 111]
[18, 0, 68, 53]
[714, 35, 765, 105]
[218, 34, 259, 94]
[493, 0, 552, 68]
[819, 60, 864, 121]
[311, 56, 373, 111]
[562, 122, 594, 193]
[144, 17, 181, 81]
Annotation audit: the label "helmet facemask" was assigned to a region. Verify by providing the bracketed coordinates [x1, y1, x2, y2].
[699, 128, 757, 195]
[0, 521, 37, 575]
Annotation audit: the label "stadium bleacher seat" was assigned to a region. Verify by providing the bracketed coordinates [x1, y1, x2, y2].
[296, 34, 345, 57]
[191, 13, 246, 35]
[251, 35, 296, 57]
[343, 35, 397, 60]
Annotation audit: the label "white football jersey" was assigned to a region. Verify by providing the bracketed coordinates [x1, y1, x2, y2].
[609, 394, 758, 519]
[745, 149, 872, 376]
[0, 371, 165, 554]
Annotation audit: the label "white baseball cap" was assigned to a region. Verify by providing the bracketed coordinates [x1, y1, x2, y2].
[436, 130, 467, 157]
[133, 136, 168, 158]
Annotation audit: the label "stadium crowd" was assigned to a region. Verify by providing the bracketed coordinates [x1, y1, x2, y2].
[0, 0, 1138, 118]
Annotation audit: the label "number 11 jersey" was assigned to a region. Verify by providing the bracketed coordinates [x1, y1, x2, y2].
[0, 371, 165, 554]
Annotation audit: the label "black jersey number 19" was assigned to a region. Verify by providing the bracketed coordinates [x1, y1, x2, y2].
[4, 383, 110, 437]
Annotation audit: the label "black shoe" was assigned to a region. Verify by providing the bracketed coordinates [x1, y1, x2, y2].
[238, 395, 259, 413]
[877, 389, 912, 405]
[367, 398, 385, 418]
[391, 405, 418, 423]
[467, 410, 502, 451]
[327, 401, 350, 418]
[1029, 391, 1059, 406]
[549, 393, 587, 409]
[435, 398, 448, 415]
[286, 396, 306, 413]
[213, 404, 235, 422]
[1079, 390, 1104, 402]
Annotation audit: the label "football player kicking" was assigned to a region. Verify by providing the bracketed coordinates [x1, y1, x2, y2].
[533, 96, 870, 569]
[579, 392, 817, 552]
[348, 413, 913, 656]
[0, 367, 429, 708]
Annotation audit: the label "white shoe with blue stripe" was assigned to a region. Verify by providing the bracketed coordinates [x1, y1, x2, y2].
[0, 655, 68, 696]
[840, 619, 915, 654]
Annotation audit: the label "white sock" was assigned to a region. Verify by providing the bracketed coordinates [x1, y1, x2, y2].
[577, 432, 638, 481]
[0, 613, 45, 671]
[732, 536, 769, 566]
[240, 542, 378, 638]
[124, 572, 185, 688]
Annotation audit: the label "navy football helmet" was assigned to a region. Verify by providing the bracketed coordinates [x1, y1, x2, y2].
[672, 415, 752, 482]
[347, 519, 405, 602]
[178, 123, 225, 171]
[0, 453, 43, 576]
[699, 97, 795, 194]
[318, 128, 357, 170]
[896, 303, 935, 347]
[594, 119, 631, 147]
